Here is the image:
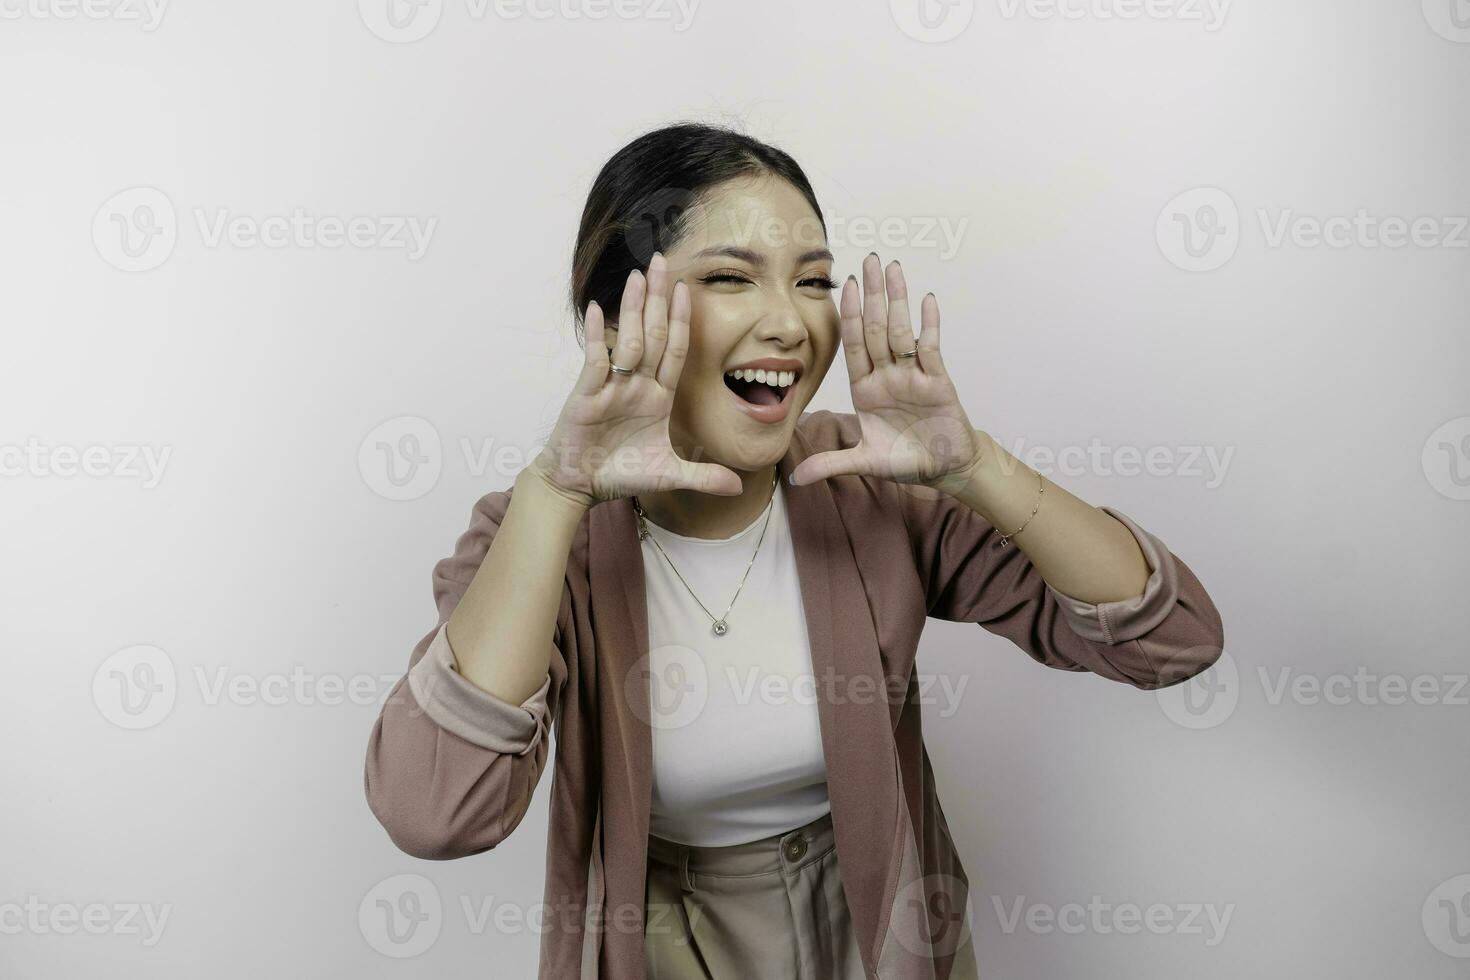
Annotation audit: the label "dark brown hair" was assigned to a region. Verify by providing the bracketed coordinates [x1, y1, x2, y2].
[569, 122, 826, 346]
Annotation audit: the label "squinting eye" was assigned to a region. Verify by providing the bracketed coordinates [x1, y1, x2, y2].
[800, 275, 840, 291]
[699, 273, 754, 286]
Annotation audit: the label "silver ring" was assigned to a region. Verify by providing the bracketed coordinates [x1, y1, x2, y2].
[895, 347, 919, 358]
[609, 362, 635, 376]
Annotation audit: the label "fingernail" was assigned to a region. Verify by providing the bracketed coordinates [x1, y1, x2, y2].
[788, 473, 797, 485]
[867, 252, 878, 259]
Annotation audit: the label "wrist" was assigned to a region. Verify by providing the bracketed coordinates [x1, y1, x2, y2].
[953, 429, 1015, 524]
[520, 457, 596, 516]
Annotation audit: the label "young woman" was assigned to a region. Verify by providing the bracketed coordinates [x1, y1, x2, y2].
[365, 123, 1225, 980]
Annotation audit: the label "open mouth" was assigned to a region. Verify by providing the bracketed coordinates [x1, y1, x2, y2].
[722, 369, 797, 407]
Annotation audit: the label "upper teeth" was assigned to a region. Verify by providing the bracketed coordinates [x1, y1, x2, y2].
[725, 368, 797, 387]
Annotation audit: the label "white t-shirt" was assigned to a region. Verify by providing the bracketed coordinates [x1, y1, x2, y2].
[640, 480, 831, 847]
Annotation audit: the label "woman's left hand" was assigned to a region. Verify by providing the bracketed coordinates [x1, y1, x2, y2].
[789, 253, 987, 494]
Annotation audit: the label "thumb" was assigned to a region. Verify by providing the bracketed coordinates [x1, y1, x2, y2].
[789, 448, 868, 487]
[677, 460, 744, 496]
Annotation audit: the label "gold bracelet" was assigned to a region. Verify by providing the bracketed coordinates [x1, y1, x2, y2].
[996, 472, 1044, 549]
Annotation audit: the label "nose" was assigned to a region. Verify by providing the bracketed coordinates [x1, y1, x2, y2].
[752, 289, 809, 350]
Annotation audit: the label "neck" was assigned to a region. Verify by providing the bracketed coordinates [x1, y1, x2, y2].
[634, 464, 779, 540]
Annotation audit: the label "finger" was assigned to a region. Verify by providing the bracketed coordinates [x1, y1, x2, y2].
[884, 260, 917, 359]
[610, 268, 645, 374]
[656, 280, 691, 390]
[838, 275, 872, 383]
[789, 447, 869, 487]
[916, 292, 946, 376]
[861, 252, 891, 367]
[677, 459, 744, 496]
[576, 300, 610, 393]
[639, 252, 669, 377]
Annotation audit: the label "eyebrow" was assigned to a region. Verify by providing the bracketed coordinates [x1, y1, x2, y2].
[691, 245, 835, 267]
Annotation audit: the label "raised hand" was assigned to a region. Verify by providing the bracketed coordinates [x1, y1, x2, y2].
[788, 254, 985, 494]
[530, 252, 744, 508]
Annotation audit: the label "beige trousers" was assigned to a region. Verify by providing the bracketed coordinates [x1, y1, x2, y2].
[643, 810, 868, 979]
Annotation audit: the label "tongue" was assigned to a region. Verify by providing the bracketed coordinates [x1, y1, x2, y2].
[745, 382, 781, 406]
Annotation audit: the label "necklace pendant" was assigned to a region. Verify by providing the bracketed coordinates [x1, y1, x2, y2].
[711, 619, 729, 636]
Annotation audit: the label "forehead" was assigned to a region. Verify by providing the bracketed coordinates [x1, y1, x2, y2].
[672, 174, 828, 259]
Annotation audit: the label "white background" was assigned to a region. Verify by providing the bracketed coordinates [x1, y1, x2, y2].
[3, 0, 1468, 975]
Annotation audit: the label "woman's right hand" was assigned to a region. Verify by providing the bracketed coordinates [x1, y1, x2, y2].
[529, 252, 744, 509]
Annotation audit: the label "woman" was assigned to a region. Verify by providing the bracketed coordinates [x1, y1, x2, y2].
[364, 123, 1225, 979]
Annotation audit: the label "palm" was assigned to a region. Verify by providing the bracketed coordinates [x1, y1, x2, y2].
[553, 381, 695, 500]
[791, 255, 983, 493]
[536, 255, 743, 506]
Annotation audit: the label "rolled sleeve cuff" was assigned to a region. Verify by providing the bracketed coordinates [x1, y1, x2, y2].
[1044, 507, 1181, 645]
[407, 623, 551, 756]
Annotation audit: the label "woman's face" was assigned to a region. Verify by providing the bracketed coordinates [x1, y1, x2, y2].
[610, 174, 841, 473]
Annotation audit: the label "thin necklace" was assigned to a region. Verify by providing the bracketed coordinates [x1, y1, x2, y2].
[630, 468, 779, 637]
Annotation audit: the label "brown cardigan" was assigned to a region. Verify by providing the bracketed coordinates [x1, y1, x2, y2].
[364, 409, 1226, 979]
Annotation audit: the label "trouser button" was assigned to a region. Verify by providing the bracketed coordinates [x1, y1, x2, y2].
[783, 835, 807, 862]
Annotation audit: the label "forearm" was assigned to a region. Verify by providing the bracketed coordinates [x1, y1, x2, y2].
[951, 429, 1151, 604]
[446, 465, 588, 705]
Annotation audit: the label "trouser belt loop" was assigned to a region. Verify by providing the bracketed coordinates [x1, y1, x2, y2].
[678, 846, 695, 893]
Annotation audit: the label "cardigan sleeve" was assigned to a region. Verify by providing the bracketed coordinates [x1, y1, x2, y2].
[897, 483, 1225, 690]
[364, 487, 570, 860]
